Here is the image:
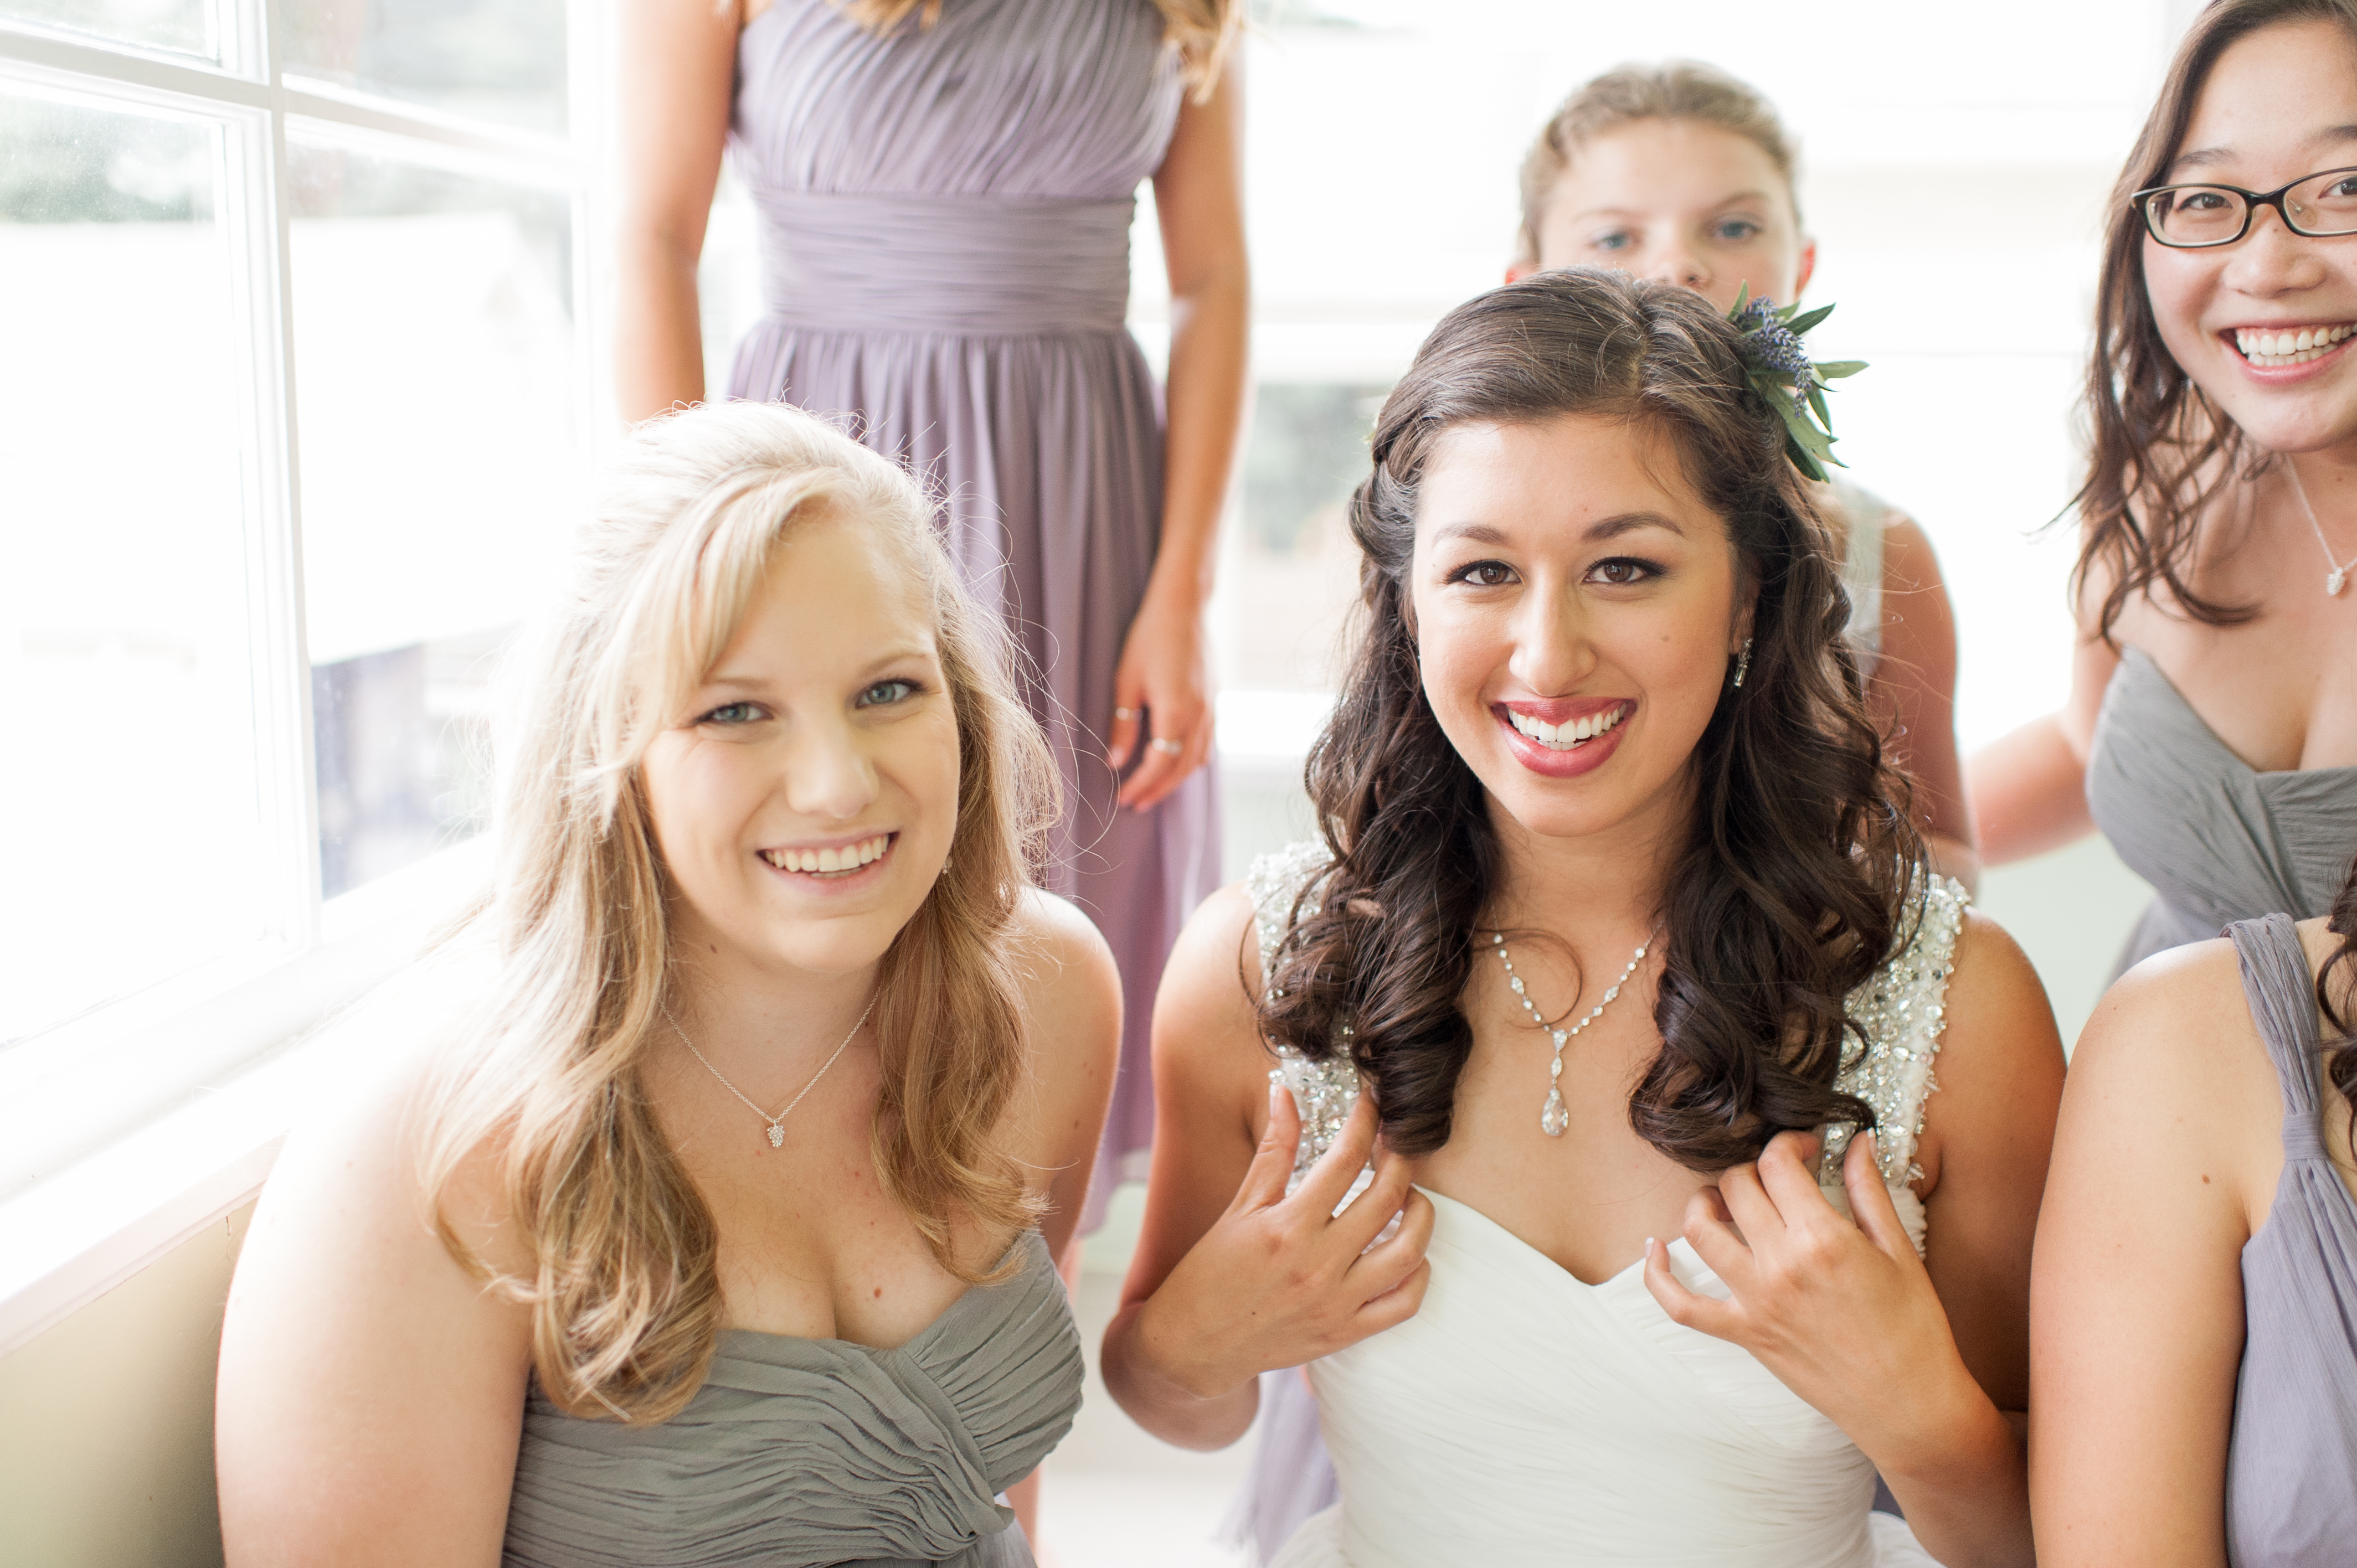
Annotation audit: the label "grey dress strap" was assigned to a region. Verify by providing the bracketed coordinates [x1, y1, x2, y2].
[2223, 915, 2357, 1565]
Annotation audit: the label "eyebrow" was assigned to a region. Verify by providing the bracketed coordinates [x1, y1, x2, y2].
[2171, 127, 2357, 176]
[701, 645, 938, 691]
[1432, 512, 1687, 546]
[1568, 193, 1772, 222]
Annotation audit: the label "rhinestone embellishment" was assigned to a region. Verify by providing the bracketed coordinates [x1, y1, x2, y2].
[1489, 929, 1652, 1137]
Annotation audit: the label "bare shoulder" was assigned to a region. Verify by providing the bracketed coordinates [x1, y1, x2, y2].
[1880, 512, 1951, 592]
[1157, 881, 1265, 1043]
[2067, 937, 2277, 1157]
[1010, 886, 1123, 1057]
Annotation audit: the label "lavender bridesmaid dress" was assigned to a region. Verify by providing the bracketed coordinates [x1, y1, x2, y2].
[728, 0, 1221, 1221]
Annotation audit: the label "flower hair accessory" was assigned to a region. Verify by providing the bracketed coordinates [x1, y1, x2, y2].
[1726, 285, 1865, 483]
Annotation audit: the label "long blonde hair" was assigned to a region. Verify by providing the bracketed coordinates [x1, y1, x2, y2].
[836, 0, 1240, 100]
[419, 401, 1058, 1423]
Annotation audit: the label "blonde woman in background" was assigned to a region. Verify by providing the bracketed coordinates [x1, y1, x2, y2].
[214, 401, 1120, 1568]
[615, 1, 1250, 1306]
[1511, 63, 1977, 888]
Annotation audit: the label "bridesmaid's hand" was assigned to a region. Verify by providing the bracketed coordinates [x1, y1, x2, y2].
[1109, 586, 1213, 811]
[1130, 1087, 1432, 1400]
[1641, 1129, 1988, 1474]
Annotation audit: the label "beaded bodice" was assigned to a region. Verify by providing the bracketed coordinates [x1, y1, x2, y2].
[1243, 840, 1967, 1256]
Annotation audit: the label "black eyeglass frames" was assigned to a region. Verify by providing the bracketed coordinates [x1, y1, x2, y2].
[2133, 167, 2357, 248]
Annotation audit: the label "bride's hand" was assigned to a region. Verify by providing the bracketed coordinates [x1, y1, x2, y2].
[1134, 1087, 1433, 1400]
[1641, 1128, 1986, 1471]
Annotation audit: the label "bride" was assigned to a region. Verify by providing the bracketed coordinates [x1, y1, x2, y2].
[1100, 269, 2061, 1566]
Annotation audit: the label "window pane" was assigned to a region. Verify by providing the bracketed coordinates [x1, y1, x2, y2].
[1216, 381, 1388, 695]
[281, 0, 567, 134]
[0, 92, 272, 1045]
[287, 138, 573, 896]
[0, 0, 215, 63]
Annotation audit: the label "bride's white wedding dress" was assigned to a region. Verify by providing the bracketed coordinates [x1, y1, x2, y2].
[1246, 842, 1964, 1568]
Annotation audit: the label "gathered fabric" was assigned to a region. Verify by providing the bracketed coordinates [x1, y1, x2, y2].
[502, 1231, 1081, 1567]
[2090, 648, 2357, 977]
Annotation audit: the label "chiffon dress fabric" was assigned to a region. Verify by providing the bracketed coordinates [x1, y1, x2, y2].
[2088, 647, 2357, 978]
[501, 1232, 1083, 1567]
[1231, 842, 1959, 1567]
[727, 0, 1221, 1218]
[2222, 915, 2357, 1565]
[1219, 506, 1902, 1564]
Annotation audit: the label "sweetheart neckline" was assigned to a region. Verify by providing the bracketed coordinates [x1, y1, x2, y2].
[1416, 1185, 1686, 1292]
[2122, 646, 2357, 782]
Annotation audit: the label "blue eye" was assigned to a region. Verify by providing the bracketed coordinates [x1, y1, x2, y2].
[1712, 217, 1762, 243]
[1589, 229, 1635, 254]
[702, 701, 763, 725]
[857, 678, 920, 708]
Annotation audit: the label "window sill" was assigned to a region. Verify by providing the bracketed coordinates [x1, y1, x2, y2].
[0, 838, 491, 1358]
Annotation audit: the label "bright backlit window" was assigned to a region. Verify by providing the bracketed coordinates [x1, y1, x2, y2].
[0, 0, 590, 1190]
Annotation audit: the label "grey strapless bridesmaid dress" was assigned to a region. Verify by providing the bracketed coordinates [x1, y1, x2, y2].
[501, 1232, 1082, 1567]
[727, 0, 1221, 1220]
[2087, 648, 2357, 977]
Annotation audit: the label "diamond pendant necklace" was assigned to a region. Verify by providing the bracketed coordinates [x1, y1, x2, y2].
[2284, 461, 2357, 596]
[672, 995, 877, 1149]
[1486, 926, 1658, 1137]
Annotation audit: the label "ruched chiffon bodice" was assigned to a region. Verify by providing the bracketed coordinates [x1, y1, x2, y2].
[502, 1231, 1082, 1567]
[726, 0, 1219, 1224]
[2088, 648, 2357, 976]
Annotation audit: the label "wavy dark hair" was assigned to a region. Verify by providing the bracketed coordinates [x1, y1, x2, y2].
[2076, 0, 2357, 641]
[2314, 852, 2357, 1098]
[1258, 269, 1923, 1170]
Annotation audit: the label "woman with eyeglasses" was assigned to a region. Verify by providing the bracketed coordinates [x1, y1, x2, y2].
[2027, 5, 2357, 1561]
[1966, 0, 2357, 980]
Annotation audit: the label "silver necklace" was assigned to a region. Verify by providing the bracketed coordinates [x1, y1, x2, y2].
[1487, 927, 1656, 1137]
[2283, 461, 2357, 596]
[671, 996, 877, 1149]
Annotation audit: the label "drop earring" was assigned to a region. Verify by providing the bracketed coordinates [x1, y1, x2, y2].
[1732, 637, 1752, 689]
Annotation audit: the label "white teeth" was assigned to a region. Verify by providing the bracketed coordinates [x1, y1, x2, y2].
[1507, 705, 1627, 750]
[765, 835, 890, 874]
[2235, 323, 2351, 365]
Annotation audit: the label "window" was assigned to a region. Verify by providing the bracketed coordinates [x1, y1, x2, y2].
[0, 0, 591, 1194]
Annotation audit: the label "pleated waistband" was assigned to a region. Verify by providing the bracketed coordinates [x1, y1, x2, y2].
[754, 190, 1134, 336]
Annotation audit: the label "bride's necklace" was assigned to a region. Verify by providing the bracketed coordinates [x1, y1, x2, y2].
[672, 996, 877, 1149]
[1486, 927, 1656, 1138]
[2283, 461, 2357, 596]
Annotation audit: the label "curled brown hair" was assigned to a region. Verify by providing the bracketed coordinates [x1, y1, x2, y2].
[2313, 852, 2357, 1097]
[2077, 0, 2357, 640]
[1258, 269, 1922, 1169]
[1516, 61, 1802, 270]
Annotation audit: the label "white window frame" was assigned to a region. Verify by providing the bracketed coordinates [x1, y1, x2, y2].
[0, 0, 608, 1356]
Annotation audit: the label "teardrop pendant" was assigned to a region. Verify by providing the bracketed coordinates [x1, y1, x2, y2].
[766, 1121, 785, 1148]
[2332, 567, 2348, 597]
[1540, 1087, 1569, 1137]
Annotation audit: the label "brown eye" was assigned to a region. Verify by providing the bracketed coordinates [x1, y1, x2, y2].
[1451, 560, 1517, 588]
[1587, 558, 1658, 586]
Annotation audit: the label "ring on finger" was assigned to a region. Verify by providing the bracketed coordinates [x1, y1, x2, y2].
[1113, 706, 1140, 721]
[1149, 736, 1184, 756]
